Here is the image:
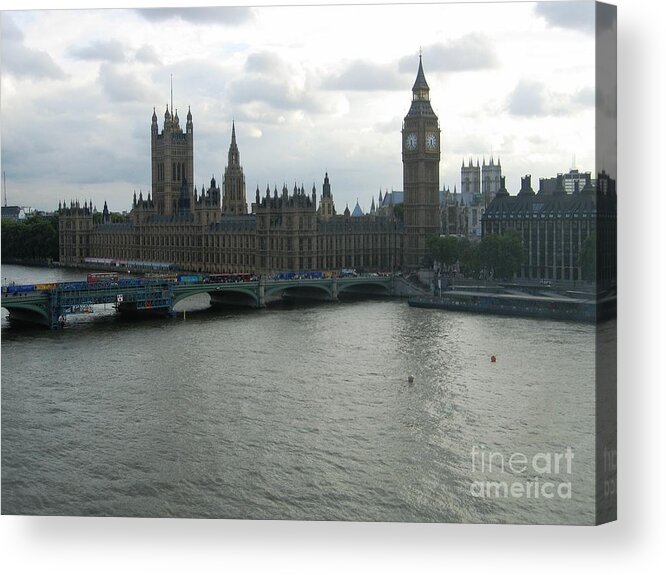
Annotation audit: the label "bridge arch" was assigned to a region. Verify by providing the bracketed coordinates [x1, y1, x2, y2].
[337, 279, 392, 297]
[1, 301, 51, 326]
[264, 281, 334, 301]
[172, 285, 260, 308]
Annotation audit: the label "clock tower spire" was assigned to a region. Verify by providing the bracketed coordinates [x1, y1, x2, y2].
[402, 55, 441, 269]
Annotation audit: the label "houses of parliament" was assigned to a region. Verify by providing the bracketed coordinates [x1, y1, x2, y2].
[58, 56, 616, 284]
[59, 57, 441, 275]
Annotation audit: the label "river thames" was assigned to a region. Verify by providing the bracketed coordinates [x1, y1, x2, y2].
[1, 264, 605, 524]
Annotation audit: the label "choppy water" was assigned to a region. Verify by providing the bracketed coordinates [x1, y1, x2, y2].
[1, 264, 603, 523]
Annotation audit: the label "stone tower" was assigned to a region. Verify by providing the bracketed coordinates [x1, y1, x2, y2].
[58, 200, 93, 264]
[482, 156, 502, 208]
[402, 55, 441, 269]
[151, 103, 194, 217]
[461, 158, 481, 197]
[318, 172, 336, 220]
[222, 122, 248, 215]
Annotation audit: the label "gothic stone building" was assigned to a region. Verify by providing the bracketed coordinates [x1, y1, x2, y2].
[59, 59, 446, 274]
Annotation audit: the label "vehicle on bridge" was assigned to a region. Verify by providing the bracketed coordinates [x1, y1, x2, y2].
[177, 274, 204, 284]
[2, 283, 36, 295]
[203, 273, 254, 284]
[273, 271, 325, 281]
[87, 272, 119, 286]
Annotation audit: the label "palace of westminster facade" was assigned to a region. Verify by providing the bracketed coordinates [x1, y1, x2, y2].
[59, 57, 443, 275]
[59, 57, 615, 282]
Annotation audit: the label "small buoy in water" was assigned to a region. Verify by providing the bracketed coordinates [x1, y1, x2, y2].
[407, 375, 414, 384]
[491, 355, 497, 363]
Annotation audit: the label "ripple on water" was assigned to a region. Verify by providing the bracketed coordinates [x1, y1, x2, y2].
[2, 266, 599, 523]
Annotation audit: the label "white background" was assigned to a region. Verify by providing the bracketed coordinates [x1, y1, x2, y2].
[1, 1, 663, 573]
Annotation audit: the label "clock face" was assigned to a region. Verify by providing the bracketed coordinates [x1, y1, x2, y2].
[426, 132, 438, 150]
[406, 133, 417, 151]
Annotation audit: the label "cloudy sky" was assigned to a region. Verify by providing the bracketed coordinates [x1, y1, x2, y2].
[1, 1, 603, 212]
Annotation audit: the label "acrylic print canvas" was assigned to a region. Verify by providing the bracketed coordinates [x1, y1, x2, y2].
[1, 1, 616, 525]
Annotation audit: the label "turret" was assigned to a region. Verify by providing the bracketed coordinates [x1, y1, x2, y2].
[186, 106, 193, 135]
[495, 176, 510, 198]
[518, 175, 535, 196]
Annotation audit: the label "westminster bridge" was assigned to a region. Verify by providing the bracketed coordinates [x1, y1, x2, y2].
[1, 275, 425, 330]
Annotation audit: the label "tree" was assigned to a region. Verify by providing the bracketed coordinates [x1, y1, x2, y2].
[1, 214, 59, 261]
[427, 235, 459, 271]
[479, 231, 523, 281]
[458, 238, 480, 279]
[392, 203, 404, 223]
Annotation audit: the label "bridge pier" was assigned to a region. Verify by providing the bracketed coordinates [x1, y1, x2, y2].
[258, 276, 266, 308]
[331, 277, 338, 302]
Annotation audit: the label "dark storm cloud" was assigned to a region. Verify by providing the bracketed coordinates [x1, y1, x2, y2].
[398, 35, 499, 74]
[534, 1, 595, 33]
[322, 61, 404, 91]
[136, 6, 254, 26]
[507, 79, 595, 117]
[69, 40, 126, 62]
[1, 15, 65, 80]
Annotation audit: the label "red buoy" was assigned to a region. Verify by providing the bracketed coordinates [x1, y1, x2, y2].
[491, 355, 497, 363]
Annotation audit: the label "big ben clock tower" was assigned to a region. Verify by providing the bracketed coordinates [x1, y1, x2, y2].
[402, 55, 441, 269]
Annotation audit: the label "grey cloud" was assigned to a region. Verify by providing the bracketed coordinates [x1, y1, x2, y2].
[136, 7, 254, 26]
[573, 86, 595, 107]
[149, 59, 229, 104]
[135, 45, 161, 65]
[508, 79, 547, 116]
[1, 84, 148, 192]
[227, 76, 311, 112]
[534, 1, 595, 33]
[224, 52, 327, 116]
[508, 79, 595, 117]
[245, 52, 288, 76]
[99, 63, 154, 103]
[373, 116, 403, 135]
[399, 35, 499, 74]
[70, 40, 126, 62]
[1, 15, 65, 80]
[322, 61, 404, 91]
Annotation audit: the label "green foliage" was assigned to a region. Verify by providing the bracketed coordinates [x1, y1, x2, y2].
[1, 214, 59, 261]
[427, 235, 460, 269]
[458, 237, 480, 278]
[392, 203, 404, 223]
[111, 212, 129, 223]
[93, 211, 128, 224]
[479, 230, 523, 280]
[578, 231, 597, 281]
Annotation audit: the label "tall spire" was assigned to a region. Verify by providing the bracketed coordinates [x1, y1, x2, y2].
[228, 121, 239, 166]
[412, 53, 430, 101]
[170, 73, 173, 120]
